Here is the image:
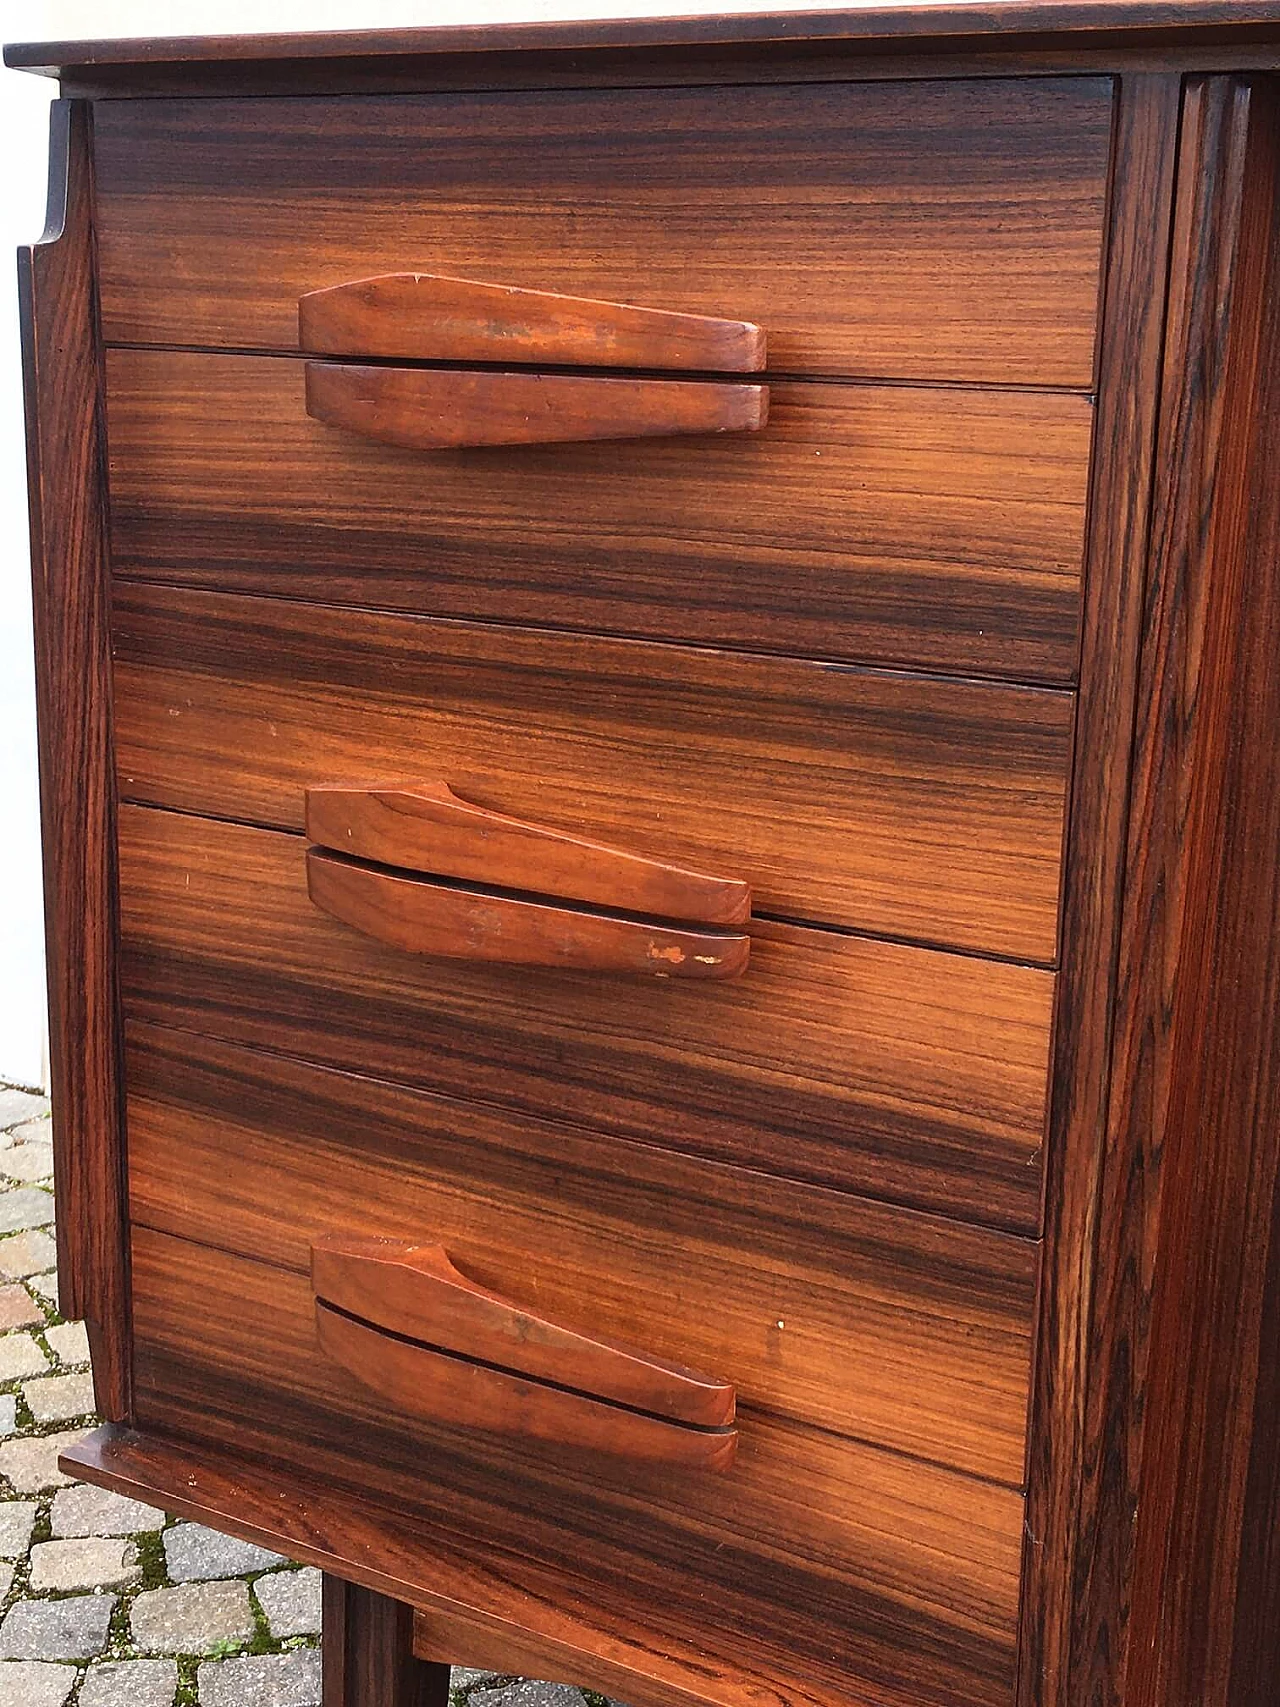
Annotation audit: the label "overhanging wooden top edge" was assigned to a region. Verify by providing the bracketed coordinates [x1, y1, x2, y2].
[9, 3, 1280, 78]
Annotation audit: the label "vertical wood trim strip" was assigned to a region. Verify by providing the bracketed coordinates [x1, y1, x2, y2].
[18, 99, 130, 1419]
[1228, 1154, 1280, 1707]
[1119, 75, 1280, 1707]
[322, 1572, 349, 1707]
[323, 1575, 452, 1707]
[1064, 75, 1259, 1707]
[1018, 72, 1183, 1707]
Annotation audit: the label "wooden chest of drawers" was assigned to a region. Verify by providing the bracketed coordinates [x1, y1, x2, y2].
[10, 8, 1280, 1707]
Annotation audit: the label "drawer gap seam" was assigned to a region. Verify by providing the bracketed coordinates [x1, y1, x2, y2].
[101, 337, 1099, 399]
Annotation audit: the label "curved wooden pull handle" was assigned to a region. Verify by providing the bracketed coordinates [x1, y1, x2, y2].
[304, 363, 767, 451]
[312, 1237, 738, 1472]
[305, 781, 750, 926]
[316, 1307, 737, 1472]
[299, 272, 767, 371]
[312, 1237, 735, 1427]
[306, 849, 750, 979]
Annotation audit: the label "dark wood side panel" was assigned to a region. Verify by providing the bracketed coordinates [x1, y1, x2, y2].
[130, 1225, 1024, 1707]
[1017, 73, 1183, 1707]
[117, 805, 1055, 1234]
[1120, 77, 1280, 1707]
[18, 100, 130, 1421]
[91, 81, 1112, 386]
[105, 351, 1092, 684]
[1028, 73, 1280, 1707]
[125, 1021, 1037, 1483]
[110, 585, 1074, 964]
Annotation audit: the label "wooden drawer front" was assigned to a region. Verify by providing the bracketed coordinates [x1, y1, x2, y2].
[93, 80, 1111, 386]
[112, 586, 1072, 963]
[126, 1023, 1036, 1482]
[131, 1222, 1024, 1707]
[117, 805, 1052, 1235]
[106, 350, 1092, 683]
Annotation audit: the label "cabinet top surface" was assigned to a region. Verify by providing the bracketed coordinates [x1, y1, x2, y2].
[8, 1, 1280, 78]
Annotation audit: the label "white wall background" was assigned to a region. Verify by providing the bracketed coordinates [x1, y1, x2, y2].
[1, 63, 54, 1091]
[0, 0, 923, 1090]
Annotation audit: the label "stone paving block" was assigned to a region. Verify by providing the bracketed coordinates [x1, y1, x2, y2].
[131, 1579, 255, 1654]
[0, 1190, 55, 1236]
[471, 1684, 588, 1707]
[52, 1483, 165, 1538]
[164, 1522, 287, 1583]
[6, 1119, 52, 1147]
[23, 1372, 96, 1423]
[0, 1566, 12, 1601]
[29, 1537, 139, 1592]
[198, 1649, 322, 1706]
[0, 1660, 76, 1707]
[254, 1565, 322, 1637]
[0, 1091, 49, 1131]
[0, 1152, 53, 1189]
[0, 1398, 15, 1438]
[0, 1426, 91, 1492]
[0, 1231, 57, 1281]
[0, 1286, 42, 1332]
[27, 1271, 59, 1309]
[453, 1670, 504, 1688]
[0, 1501, 37, 1556]
[0, 1331, 48, 1380]
[44, 1322, 90, 1366]
[0, 1144, 54, 1186]
[0, 1592, 115, 1659]
[80, 1657, 180, 1707]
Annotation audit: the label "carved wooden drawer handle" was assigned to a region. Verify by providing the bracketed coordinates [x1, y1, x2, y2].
[304, 364, 767, 451]
[306, 851, 749, 978]
[299, 271, 767, 371]
[305, 781, 750, 925]
[299, 272, 768, 449]
[305, 779, 751, 979]
[312, 1236, 738, 1471]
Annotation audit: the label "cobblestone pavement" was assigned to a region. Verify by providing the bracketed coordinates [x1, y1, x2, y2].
[0, 1085, 596, 1707]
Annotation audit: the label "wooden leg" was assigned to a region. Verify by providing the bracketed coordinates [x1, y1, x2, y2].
[322, 1575, 453, 1707]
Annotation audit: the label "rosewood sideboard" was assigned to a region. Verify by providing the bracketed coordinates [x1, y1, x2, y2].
[8, 8, 1280, 1707]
